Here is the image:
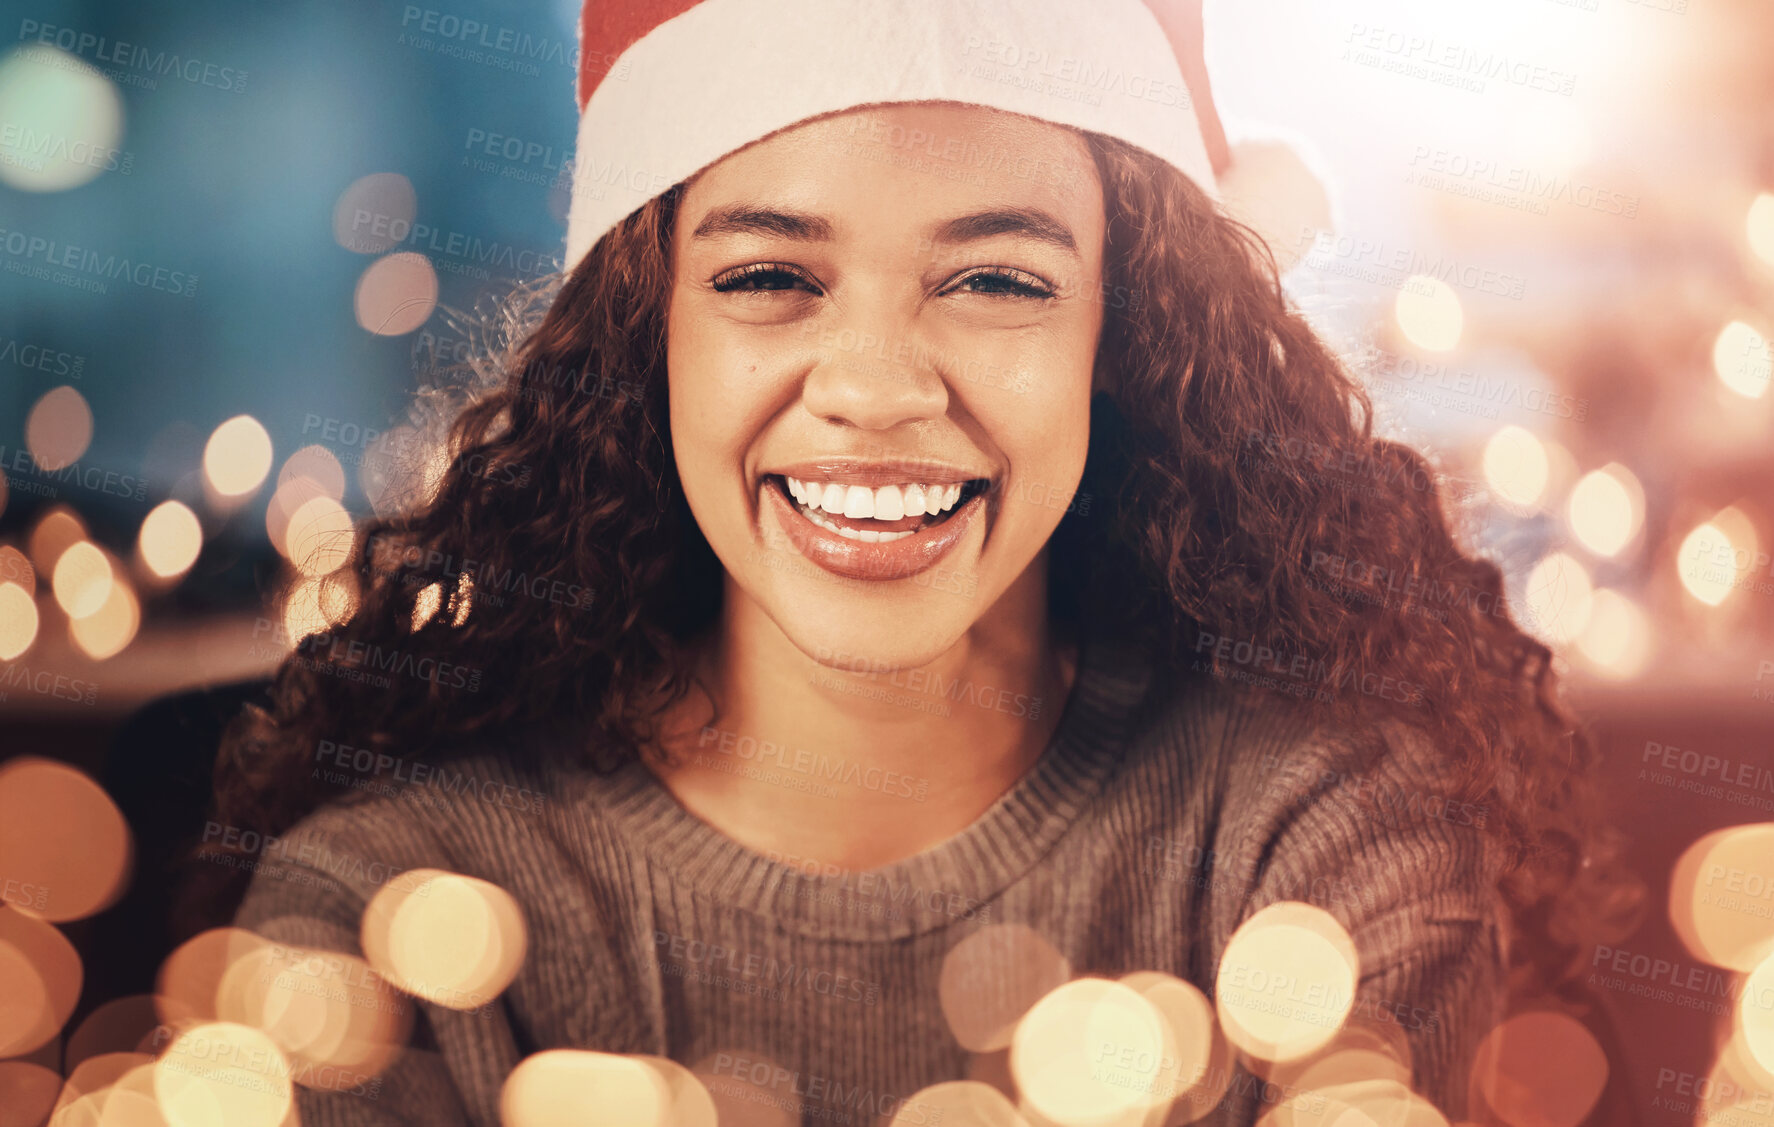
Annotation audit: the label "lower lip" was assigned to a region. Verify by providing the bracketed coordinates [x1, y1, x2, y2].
[759, 480, 982, 582]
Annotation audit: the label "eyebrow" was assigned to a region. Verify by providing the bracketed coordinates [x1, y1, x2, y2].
[689, 203, 1079, 256]
[691, 205, 834, 241]
[933, 207, 1078, 255]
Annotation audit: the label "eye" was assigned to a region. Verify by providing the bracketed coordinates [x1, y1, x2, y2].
[710, 262, 823, 294]
[943, 266, 1056, 299]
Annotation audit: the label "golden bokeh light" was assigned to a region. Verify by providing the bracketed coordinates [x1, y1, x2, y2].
[1750, 193, 1774, 267]
[890, 1081, 1026, 1126]
[1714, 506, 1763, 581]
[65, 994, 168, 1074]
[278, 445, 347, 502]
[411, 582, 443, 631]
[1215, 902, 1358, 1063]
[332, 172, 417, 255]
[1009, 977, 1170, 1124]
[1469, 1011, 1607, 1127]
[216, 939, 411, 1083]
[1678, 522, 1737, 607]
[152, 1023, 293, 1127]
[1296, 1081, 1449, 1127]
[1394, 277, 1463, 352]
[52, 540, 113, 619]
[1697, 1036, 1774, 1127]
[0, 904, 83, 1057]
[265, 473, 331, 559]
[1481, 426, 1549, 512]
[70, 572, 140, 659]
[27, 507, 86, 575]
[448, 570, 475, 627]
[1714, 320, 1773, 400]
[0, 44, 125, 192]
[24, 385, 93, 472]
[0, 581, 39, 661]
[50, 1091, 108, 1126]
[938, 924, 1073, 1053]
[1118, 970, 1229, 1124]
[1260, 1020, 1415, 1098]
[281, 574, 358, 646]
[51, 1050, 154, 1124]
[355, 251, 438, 336]
[0, 757, 133, 922]
[284, 495, 356, 577]
[501, 1050, 671, 1127]
[1567, 464, 1643, 558]
[1573, 589, 1651, 680]
[0, 1060, 63, 1126]
[156, 928, 271, 1028]
[0, 543, 31, 596]
[202, 415, 274, 498]
[1670, 825, 1774, 971]
[90, 1084, 168, 1127]
[360, 869, 527, 1012]
[1741, 950, 1774, 1082]
[138, 501, 203, 580]
[1521, 551, 1594, 646]
[630, 1056, 719, 1127]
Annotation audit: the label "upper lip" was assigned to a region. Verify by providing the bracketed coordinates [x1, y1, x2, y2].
[762, 459, 993, 488]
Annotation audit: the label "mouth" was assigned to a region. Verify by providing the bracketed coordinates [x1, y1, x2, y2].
[758, 471, 992, 582]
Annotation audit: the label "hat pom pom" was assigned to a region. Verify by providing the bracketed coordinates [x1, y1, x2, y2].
[1214, 132, 1336, 275]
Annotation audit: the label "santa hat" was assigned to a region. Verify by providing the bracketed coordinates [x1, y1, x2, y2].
[563, 0, 1331, 275]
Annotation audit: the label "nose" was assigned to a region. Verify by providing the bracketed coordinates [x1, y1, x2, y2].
[800, 319, 950, 430]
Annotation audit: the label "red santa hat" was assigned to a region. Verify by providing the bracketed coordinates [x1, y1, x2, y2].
[563, 0, 1330, 275]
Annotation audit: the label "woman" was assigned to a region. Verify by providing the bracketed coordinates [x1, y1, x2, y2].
[213, 1, 1624, 1124]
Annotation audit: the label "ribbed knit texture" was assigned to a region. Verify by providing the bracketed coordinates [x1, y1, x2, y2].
[235, 625, 1507, 1126]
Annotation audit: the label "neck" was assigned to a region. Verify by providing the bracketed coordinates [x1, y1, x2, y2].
[648, 559, 1079, 872]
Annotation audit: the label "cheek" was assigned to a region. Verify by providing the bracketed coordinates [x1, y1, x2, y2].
[665, 309, 737, 504]
[668, 303, 744, 440]
[1010, 323, 1098, 450]
[988, 381, 1092, 531]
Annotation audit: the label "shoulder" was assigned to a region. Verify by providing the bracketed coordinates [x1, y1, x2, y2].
[1122, 661, 1503, 912]
[234, 728, 604, 937]
[1134, 659, 1482, 833]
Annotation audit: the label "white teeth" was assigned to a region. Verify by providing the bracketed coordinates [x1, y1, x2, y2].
[777, 476, 976, 522]
[843, 485, 874, 519]
[780, 472, 979, 532]
[790, 500, 916, 542]
[873, 485, 904, 521]
[920, 483, 954, 515]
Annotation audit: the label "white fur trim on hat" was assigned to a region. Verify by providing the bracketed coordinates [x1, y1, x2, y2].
[562, 0, 1218, 274]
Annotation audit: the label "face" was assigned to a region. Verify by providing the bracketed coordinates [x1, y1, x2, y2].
[666, 102, 1107, 670]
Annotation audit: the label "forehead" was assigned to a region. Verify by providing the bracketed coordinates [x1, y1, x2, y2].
[674, 102, 1104, 239]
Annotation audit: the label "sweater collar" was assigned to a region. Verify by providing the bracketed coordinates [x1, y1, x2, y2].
[574, 624, 1157, 940]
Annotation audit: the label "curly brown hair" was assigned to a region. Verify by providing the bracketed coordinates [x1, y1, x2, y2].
[213, 131, 1638, 998]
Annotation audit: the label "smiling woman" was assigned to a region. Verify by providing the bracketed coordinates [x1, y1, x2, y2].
[207, 2, 1627, 1125]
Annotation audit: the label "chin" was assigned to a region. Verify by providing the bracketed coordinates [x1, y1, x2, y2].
[781, 613, 971, 676]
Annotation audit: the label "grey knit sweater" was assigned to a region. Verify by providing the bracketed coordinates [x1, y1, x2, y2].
[234, 628, 1507, 1126]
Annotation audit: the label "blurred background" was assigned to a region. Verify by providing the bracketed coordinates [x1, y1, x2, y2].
[0, 0, 1771, 1123]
